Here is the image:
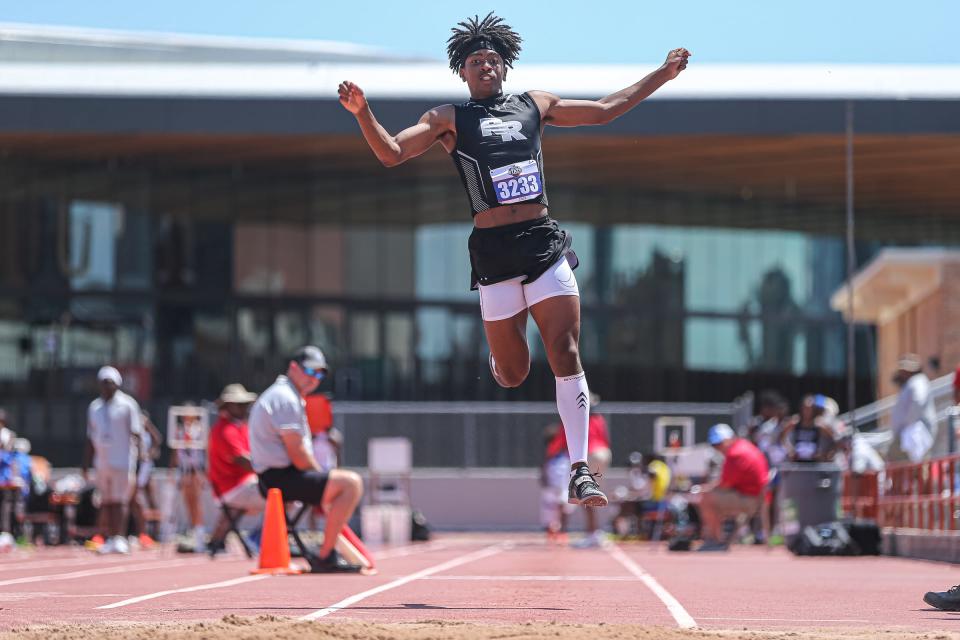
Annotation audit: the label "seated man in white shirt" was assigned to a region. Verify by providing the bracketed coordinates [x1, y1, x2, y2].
[249, 346, 364, 573]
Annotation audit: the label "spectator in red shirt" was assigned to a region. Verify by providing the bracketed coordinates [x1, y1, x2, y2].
[207, 384, 264, 552]
[697, 423, 769, 552]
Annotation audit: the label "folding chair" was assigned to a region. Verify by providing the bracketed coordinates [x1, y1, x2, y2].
[209, 495, 255, 559]
[284, 501, 325, 572]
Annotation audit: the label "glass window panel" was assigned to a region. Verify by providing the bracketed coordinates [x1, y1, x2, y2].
[610, 225, 811, 314]
[274, 310, 307, 358]
[69, 201, 121, 291]
[350, 312, 380, 359]
[346, 227, 415, 297]
[685, 317, 752, 372]
[310, 305, 344, 362]
[0, 319, 29, 381]
[115, 208, 153, 290]
[385, 312, 414, 378]
[416, 308, 452, 385]
[563, 222, 595, 304]
[195, 311, 232, 369]
[415, 223, 473, 300]
[237, 307, 271, 358]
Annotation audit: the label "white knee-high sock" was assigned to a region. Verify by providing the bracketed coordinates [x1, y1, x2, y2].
[556, 371, 589, 466]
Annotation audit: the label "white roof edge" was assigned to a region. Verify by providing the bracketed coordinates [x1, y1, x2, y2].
[0, 21, 429, 61]
[0, 62, 959, 100]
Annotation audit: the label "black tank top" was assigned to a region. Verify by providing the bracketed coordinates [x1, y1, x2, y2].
[451, 92, 549, 216]
[792, 424, 821, 462]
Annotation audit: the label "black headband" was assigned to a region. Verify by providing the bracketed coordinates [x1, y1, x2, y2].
[459, 38, 504, 67]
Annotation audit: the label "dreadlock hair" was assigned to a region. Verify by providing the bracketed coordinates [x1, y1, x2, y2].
[446, 12, 522, 74]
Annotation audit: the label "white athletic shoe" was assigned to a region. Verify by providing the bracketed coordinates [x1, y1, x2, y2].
[112, 535, 130, 554]
[96, 537, 116, 555]
[571, 530, 610, 549]
[193, 527, 207, 553]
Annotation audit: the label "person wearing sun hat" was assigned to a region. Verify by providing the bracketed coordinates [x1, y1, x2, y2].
[207, 383, 264, 554]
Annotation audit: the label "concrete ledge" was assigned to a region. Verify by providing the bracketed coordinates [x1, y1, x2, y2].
[883, 528, 960, 563]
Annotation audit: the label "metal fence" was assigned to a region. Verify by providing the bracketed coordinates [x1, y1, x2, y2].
[7, 394, 748, 468]
[335, 400, 743, 468]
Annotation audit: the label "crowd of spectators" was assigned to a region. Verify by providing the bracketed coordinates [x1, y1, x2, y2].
[0, 344, 355, 564]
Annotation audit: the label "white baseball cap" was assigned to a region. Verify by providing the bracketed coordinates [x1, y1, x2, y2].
[291, 345, 328, 371]
[97, 366, 122, 386]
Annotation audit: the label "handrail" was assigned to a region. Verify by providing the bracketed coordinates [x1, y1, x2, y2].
[838, 372, 955, 429]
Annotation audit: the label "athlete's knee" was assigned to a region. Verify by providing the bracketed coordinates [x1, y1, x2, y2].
[545, 333, 580, 371]
[498, 359, 530, 387]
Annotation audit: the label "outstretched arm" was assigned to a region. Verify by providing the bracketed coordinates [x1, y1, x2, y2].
[531, 48, 690, 127]
[339, 81, 454, 167]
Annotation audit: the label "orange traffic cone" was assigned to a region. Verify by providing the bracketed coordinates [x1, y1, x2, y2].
[251, 488, 301, 575]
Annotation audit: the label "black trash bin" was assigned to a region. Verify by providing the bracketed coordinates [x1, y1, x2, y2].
[777, 462, 843, 547]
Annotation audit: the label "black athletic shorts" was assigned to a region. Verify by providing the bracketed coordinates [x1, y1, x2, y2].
[257, 466, 329, 504]
[468, 215, 578, 290]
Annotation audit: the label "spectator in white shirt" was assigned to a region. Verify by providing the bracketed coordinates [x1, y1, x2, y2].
[82, 366, 141, 554]
[888, 354, 938, 463]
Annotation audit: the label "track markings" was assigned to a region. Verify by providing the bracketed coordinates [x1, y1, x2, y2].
[0, 555, 142, 572]
[372, 541, 449, 560]
[698, 616, 874, 624]
[97, 575, 270, 609]
[0, 558, 201, 588]
[606, 544, 697, 629]
[90, 541, 450, 610]
[300, 543, 509, 621]
[424, 575, 642, 581]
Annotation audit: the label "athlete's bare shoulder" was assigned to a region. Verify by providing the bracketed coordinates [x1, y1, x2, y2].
[423, 104, 456, 126]
[421, 104, 457, 151]
[526, 90, 560, 117]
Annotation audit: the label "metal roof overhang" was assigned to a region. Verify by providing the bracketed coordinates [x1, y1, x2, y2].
[1, 63, 959, 229]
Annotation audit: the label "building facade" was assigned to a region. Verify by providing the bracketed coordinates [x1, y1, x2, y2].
[2, 25, 959, 462]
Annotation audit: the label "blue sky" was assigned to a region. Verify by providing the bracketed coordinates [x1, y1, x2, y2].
[0, 0, 956, 64]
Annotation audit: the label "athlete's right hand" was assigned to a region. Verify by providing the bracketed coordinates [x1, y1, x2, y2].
[338, 81, 367, 114]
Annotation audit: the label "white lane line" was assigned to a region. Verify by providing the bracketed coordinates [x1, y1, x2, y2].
[698, 617, 873, 623]
[0, 555, 141, 571]
[0, 559, 201, 588]
[373, 542, 449, 560]
[424, 575, 642, 581]
[606, 544, 697, 629]
[300, 543, 509, 621]
[96, 540, 451, 609]
[97, 575, 270, 609]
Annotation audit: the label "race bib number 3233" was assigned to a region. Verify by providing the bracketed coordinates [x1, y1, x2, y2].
[490, 159, 543, 205]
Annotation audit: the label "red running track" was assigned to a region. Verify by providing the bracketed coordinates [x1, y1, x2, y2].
[0, 534, 958, 633]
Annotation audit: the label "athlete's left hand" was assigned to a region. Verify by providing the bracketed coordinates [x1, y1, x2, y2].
[663, 48, 691, 79]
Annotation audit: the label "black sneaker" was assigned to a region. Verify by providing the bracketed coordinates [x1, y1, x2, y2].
[307, 548, 364, 574]
[924, 585, 960, 610]
[207, 539, 226, 558]
[568, 465, 608, 507]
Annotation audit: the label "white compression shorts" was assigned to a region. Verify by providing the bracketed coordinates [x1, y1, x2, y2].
[478, 256, 579, 322]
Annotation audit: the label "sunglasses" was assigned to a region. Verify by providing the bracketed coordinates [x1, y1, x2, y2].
[301, 365, 326, 381]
